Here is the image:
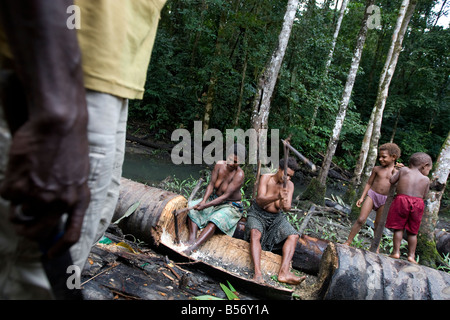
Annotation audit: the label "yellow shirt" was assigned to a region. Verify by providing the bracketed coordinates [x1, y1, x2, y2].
[0, 0, 166, 100]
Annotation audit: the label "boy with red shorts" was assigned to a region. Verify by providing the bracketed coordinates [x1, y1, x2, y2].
[385, 152, 432, 264]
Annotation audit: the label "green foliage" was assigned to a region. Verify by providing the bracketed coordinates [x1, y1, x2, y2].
[129, 0, 449, 170]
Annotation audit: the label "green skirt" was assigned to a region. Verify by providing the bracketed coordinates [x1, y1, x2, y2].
[187, 198, 243, 237]
[245, 201, 299, 251]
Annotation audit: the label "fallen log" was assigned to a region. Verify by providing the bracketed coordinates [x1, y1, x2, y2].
[293, 235, 329, 275]
[126, 133, 173, 151]
[314, 243, 450, 300]
[435, 228, 450, 256]
[112, 178, 297, 299]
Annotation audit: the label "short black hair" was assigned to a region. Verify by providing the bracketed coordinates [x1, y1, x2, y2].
[409, 152, 432, 167]
[279, 157, 298, 171]
[379, 143, 401, 159]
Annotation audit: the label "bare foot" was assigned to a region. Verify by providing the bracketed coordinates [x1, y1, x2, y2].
[407, 256, 418, 264]
[277, 272, 306, 285]
[252, 273, 264, 284]
[183, 242, 198, 255]
[389, 253, 400, 259]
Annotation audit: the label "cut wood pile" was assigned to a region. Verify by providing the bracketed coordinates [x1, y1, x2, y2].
[81, 230, 257, 300]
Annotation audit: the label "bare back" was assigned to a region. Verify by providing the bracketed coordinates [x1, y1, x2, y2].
[392, 167, 430, 198]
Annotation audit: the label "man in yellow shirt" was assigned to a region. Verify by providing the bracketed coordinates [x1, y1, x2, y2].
[0, 0, 166, 299]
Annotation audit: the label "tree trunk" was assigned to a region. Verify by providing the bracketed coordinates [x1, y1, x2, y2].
[202, 11, 227, 132]
[234, 50, 248, 127]
[309, 0, 349, 129]
[389, 107, 401, 143]
[417, 130, 450, 267]
[360, 0, 416, 187]
[324, 0, 349, 74]
[316, 0, 375, 187]
[251, 0, 299, 150]
[314, 243, 450, 300]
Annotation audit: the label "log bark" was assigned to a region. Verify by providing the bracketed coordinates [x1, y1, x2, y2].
[314, 243, 450, 300]
[435, 229, 450, 256]
[114, 178, 329, 277]
[113, 178, 296, 299]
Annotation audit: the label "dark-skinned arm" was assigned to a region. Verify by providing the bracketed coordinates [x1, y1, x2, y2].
[195, 169, 244, 211]
[255, 175, 281, 209]
[0, 0, 90, 258]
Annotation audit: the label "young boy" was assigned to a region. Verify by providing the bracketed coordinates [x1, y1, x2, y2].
[385, 152, 432, 264]
[344, 143, 401, 248]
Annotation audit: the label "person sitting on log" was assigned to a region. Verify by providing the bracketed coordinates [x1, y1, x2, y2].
[246, 157, 306, 285]
[344, 143, 402, 251]
[385, 152, 432, 264]
[184, 144, 245, 255]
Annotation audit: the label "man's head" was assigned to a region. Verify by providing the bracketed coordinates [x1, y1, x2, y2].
[278, 157, 298, 181]
[409, 152, 432, 176]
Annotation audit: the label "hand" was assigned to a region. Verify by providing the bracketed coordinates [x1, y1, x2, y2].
[1, 113, 90, 258]
[279, 188, 289, 202]
[394, 162, 404, 169]
[194, 201, 207, 211]
[356, 198, 364, 208]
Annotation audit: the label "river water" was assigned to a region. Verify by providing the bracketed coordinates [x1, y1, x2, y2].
[121, 151, 347, 199]
[122, 152, 204, 185]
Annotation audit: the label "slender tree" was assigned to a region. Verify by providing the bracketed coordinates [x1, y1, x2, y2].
[309, 0, 349, 129]
[417, 130, 450, 268]
[356, 0, 416, 193]
[251, 0, 299, 157]
[302, 0, 375, 204]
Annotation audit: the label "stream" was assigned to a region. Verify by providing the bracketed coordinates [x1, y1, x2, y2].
[121, 150, 348, 200]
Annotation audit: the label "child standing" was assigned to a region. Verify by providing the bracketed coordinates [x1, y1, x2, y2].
[344, 143, 401, 248]
[385, 152, 432, 264]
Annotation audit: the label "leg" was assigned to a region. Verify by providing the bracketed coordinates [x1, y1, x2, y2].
[93, 98, 128, 243]
[186, 216, 199, 244]
[372, 205, 385, 253]
[70, 91, 127, 269]
[344, 197, 374, 246]
[406, 231, 418, 264]
[249, 229, 263, 283]
[184, 222, 216, 255]
[389, 229, 403, 259]
[277, 235, 305, 285]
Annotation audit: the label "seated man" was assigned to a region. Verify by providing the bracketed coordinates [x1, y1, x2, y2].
[184, 144, 245, 254]
[246, 157, 305, 285]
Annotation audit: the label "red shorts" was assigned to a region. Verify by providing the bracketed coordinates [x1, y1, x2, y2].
[385, 194, 424, 235]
